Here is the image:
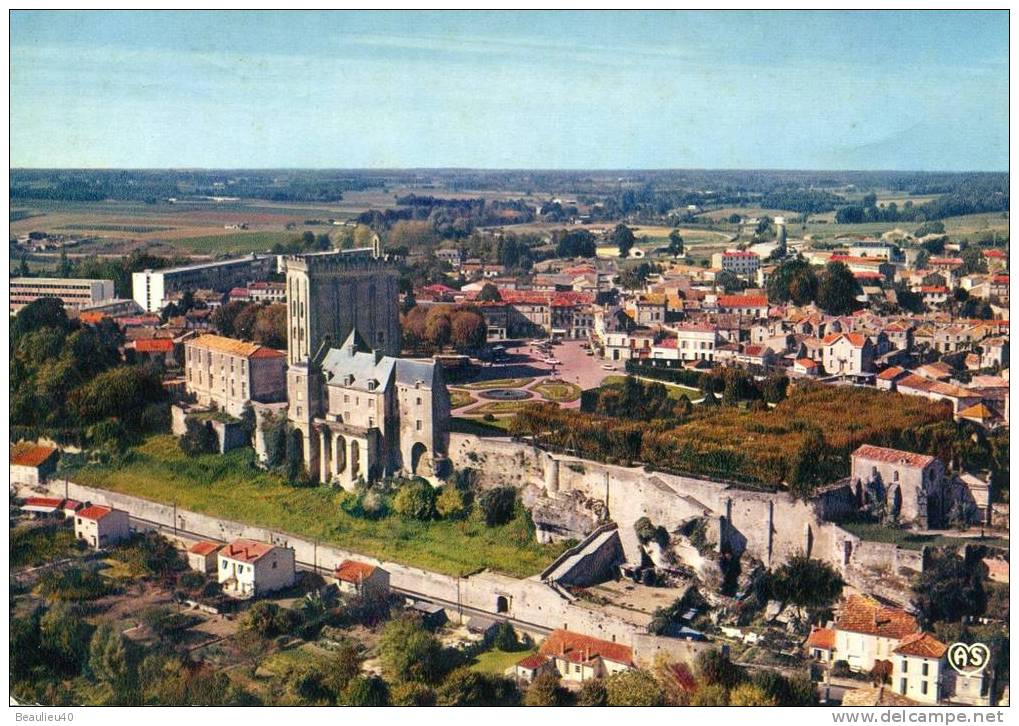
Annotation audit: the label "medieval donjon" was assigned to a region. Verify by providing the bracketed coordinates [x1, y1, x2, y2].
[285, 243, 449, 487]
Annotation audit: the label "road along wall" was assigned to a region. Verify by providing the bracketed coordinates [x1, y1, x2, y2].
[16, 478, 711, 665]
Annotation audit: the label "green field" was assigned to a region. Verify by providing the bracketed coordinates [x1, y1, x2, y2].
[70, 436, 565, 578]
[170, 231, 297, 254]
[532, 380, 582, 403]
[601, 375, 700, 400]
[469, 647, 536, 675]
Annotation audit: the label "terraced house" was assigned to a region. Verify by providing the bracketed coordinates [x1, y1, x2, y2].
[184, 334, 287, 417]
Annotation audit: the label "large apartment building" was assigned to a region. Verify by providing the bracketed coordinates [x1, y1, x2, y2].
[184, 334, 287, 417]
[132, 254, 278, 312]
[10, 277, 115, 313]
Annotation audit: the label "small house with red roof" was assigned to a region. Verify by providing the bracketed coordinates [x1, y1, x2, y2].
[805, 626, 835, 662]
[514, 652, 554, 683]
[537, 629, 635, 683]
[10, 443, 60, 487]
[217, 538, 295, 597]
[333, 559, 390, 598]
[821, 332, 875, 377]
[187, 540, 222, 573]
[74, 505, 131, 549]
[891, 633, 950, 704]
[131, 337, 177, 366]
[20, 496, 65, 518]
[793, 357, 820, 377]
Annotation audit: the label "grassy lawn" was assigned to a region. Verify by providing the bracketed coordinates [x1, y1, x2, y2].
[469, 647, 535, 675]
[840, 521, 1010, 551]
[601, 375, 701, 400]
[465, 377, 535, 390]
[448, 389, 475, 409]
[69, 436, 563, 578]
[468, 400, 535, 416]
[532, 380, 582, 403]
[190, 410, 241, 424]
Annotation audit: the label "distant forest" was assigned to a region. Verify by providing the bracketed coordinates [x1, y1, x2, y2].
[9, 168, 1009, 223]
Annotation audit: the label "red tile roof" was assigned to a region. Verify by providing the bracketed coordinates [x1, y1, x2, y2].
[836, 595, 919, 640]
[134, 338, 175, 353]
[876, 366, 905, 381]
[10, 444, 59, 468]
[220, 538, 275, 563]
[717, 295, 768, 309]
[516, 654, 549, 670]
[77, 505, 114, 521]
[920, 286, 948, 294]
[929, 257, 964, 266]
[334, 560, 377, 583]
[722, 250, 759, 258]
[78, 311, 109, 325]
[539, 629, 634, 667]
[893, 632, 948, 659]
[983, 249, 1006, 258]
[795, 358, 818, 368]
[806, 627, 835, 650]
[22, 497, 63, 510]
[853, 444, 935, 470]
[188, 540, 221, 557]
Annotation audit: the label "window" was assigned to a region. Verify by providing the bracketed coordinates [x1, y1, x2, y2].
[574, 666, 581, 674]
[921, 681, 928, 695]
[272, 561, 277, 569]
[900, 678, 907, 694]
[416, 420, 422, 431]
[222, 560, 228, 569]
[416, 397, 422, 406]
[922, 662, 929, 677]
[901, 660, 908, 673]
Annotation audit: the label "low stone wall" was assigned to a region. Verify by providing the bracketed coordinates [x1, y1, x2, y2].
[16, 478, 700, 664]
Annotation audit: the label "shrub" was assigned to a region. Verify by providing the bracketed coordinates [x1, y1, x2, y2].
[393, 479, 437, 521]
[493, 622, 520, 652]
[435, 485, 467, 519]
[240, 602, 300, 639]
[341, 675, 390, 706]
[604, 669, 666, 706]
[390, 681, 436, 706]
[478, 487, 517, 526]
[576, 678, 608, 706]
[524, 671, 571, 706]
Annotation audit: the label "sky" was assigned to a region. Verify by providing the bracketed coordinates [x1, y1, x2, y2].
[9, 10, 1009, 171]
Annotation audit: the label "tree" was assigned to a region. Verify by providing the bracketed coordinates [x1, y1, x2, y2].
[576, 678, 608, 706]
[729, 683, 777, 706]
[12, 297, 70, 339]
[390, 682, 437, 706]
[436, 486, 467, 519]
[89, 622, 140, 702]
[695, 649, 745, 689]
[667, 229, 684, 257]
[912, 550, 986, 624]
[340, 675, 390, 706]
[816, 261, 860, 315]
[450, 310, 487, 352]
[58, 249, 73, 277]
[751, 669, 817, 706]
[767, 258, 818, 306]
[180, 418, 219, 456]
[424, 307, 452, 351]
[689, 683, 729, 706]
[961, 246, 988, 275]
[769, 555, 844, 611]
[715, 270, 745, 294]
[524, 670, 571, 706]
[610, 223, 636, 258]
[477, 283, 502, 302]
[478, 487, 517, 526]
[788, 428, 829, 497]
[393, 479, 437, 520]
[493, 622, 520, 652]
[914, 249, 931, 270]
[379, 617, 446, 683]
[240, 601, 299, 639]
[436, 667, 519, 706]
[211, 300, 249, 337]
[252, 304, 287, 349]
[604, 669, 666, 706]
[40, 603, 94, 675]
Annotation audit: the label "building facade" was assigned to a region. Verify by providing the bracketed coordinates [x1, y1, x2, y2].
[850, 444, 947, 528]
[10, 277, 115, 313]
[131, 254, 277, 312]
[184, 334, 287, 417]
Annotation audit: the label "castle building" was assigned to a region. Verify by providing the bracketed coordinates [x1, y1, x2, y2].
[283, 244, 448, 484]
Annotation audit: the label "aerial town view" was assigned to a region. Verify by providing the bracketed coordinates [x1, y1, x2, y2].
[7, 9, 1010, 718]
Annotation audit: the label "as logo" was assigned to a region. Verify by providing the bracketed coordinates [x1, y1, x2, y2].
[947, 642, 990, 676]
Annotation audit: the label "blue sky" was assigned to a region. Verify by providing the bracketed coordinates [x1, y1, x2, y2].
[9, 10, 1008, 170]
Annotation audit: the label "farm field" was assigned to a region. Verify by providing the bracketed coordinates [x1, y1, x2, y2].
[69, 435, 566, 578]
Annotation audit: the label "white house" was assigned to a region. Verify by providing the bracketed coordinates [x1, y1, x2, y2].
[187, 540, 221, 574]
[536, 629, 634, 683]
[333, 559, 390, 599]
[822, 332, 874, 377]
[217, 538, 296, 598]
[74, 505, 131, 549]
[832, 594, 919, 672]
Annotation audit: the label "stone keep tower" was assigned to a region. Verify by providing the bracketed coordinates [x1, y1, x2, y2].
[285, 245, 401, 473]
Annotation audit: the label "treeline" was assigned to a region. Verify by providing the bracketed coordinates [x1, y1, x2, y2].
[510, 385, 979, 495]
[835, 188, 1009, 225]
[401, 304, 487, 355]
[358, 196, 535, 239]
[10, 298, 169, 449]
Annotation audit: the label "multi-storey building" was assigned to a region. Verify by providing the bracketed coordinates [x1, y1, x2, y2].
[711, 250, 761, 277]
[131, 254, 277, 312]
[285, 245, 405, 477]
[10, 277, 115, 313]
[184, 334, 287, 417]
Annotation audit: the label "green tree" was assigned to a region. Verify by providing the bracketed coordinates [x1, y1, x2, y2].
[393, 479, 437, 520]
[341, 675, 390, 706]
[240, 601, 299, 639]
[450, 309, 487, 352]
[912, 550, 986, 624]
[12, 297, 70, 339]
[604, 669, 666, 706]
[478, 487, 517, 526]
[769, 555, 844, 610]
[40, 602, 94, 675]
[576, 678, 608, 706]
[767, 258, 818, 306]
[961, 246, 988, 275]
[524, 670, 571, 706]
[689, 683, 729, 705]
[493, 622, 520, 652]
[610, 223, 636, 258]
[436, 485, 467, 519]
[390, 682, 437, 706]
[788, 428, 829, 497]
[89, 622, 140, 702]
[436, 667, 520, 706]
[729, 682, 777, 706]
[816, 261, 860, 315]
[379, 617, 446, 683]
[695, 649, 745, 689]
[477, 282, 502, 302]
[667, 229, 684, 257]
[58, 249, 73, 277]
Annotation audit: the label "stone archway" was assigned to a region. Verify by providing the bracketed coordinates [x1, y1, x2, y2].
[411, 442, 429, 477]
[496, 595, 509, 614]
[335, 435, 346, 474]
[350, 440, 360, 481]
